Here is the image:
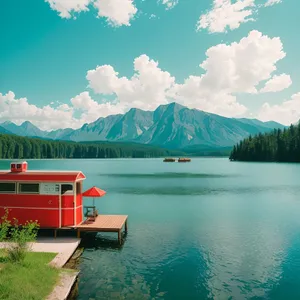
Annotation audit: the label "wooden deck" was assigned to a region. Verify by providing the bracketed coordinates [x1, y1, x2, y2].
[74, 215, 128, 244]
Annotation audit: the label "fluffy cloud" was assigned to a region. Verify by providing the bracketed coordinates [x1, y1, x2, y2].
[161, 0, 179, 10]
[197, 0, 256, 33]
[86, 54, 175, 111]
[45, 0, 137, 26]
[260, 74, 292, 93]
[45, 0, 91, 19]
[265, 0, 282, 7]
[86, 30, 288, 118]
[71, 91, 124, 122]
[93, 0, 137, 26]
[258, 93, 300, 125]
[0, 91, 122, 131]
[0, 91, 78, 130]
[172, 30, 287, 116]
[197, 0, 283, 33]
[1, 31, 291, 129]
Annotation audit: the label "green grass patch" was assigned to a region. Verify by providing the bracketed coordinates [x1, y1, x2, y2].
[0, 250, 60, 300]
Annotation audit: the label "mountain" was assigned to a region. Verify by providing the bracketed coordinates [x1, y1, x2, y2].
[0, 103, 287, 149]
[0, 121, 45, 137]
[0, 125, 13, 135]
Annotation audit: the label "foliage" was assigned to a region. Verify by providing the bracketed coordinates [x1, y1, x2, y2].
[0, 209, 39, 263]
[230, 123, 300, 162]
[0, 133, 178, 159]
[0, 209, 10, 242]
[0, 250, 59, 300]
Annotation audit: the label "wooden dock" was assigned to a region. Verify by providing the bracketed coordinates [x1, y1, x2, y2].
[74, 215, 128, 244]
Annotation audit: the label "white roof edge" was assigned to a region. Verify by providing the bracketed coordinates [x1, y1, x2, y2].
[0, 170, 84, 173]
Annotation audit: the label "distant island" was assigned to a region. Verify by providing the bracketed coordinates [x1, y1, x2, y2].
[230, 124, 300, 162]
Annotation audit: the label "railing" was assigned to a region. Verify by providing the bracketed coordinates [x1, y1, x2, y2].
[84, 206, 98, 221]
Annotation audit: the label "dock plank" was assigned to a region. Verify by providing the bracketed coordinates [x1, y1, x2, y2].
[74, 215, 128, 232]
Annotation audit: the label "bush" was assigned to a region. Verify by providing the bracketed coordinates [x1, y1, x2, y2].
[0, 209, 39, 263]
[0, 209, 10, 242]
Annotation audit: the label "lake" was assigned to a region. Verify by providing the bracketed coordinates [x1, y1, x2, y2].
[1, 158, 300, 299]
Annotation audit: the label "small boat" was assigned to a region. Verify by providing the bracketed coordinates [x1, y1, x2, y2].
[164, 158, 176, 162]
[178, 158, 191, 162]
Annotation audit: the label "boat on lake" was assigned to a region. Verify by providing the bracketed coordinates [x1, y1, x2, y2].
[178, 158, 191, 162]
[163, 158, 176, 162]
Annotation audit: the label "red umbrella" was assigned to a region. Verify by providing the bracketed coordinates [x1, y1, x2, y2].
[82, 186, 106, 207]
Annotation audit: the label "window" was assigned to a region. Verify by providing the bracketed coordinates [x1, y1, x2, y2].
[61, 184, 73, 195]
[0, 182, 16, 193]
[76, 182, 82, 195]
[19, 183, 39, 194]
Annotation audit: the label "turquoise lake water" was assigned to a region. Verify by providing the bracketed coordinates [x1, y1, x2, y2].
[1, 158, 300, 299]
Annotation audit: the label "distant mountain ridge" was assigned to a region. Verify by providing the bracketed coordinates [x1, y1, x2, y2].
[0, 102, 286, 149]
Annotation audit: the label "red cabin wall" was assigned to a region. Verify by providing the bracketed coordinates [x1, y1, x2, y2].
[0, 194, 60, 228]
[0, 182, 85, 228]
[61, 194, 74, 226]
[75, 193, 83, 225]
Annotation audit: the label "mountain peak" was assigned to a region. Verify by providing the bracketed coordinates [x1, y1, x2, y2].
[21, 121, 39, 129]
[1, 120, 15, 125]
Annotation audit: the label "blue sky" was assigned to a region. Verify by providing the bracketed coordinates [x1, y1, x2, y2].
[0, 0, 299, 130]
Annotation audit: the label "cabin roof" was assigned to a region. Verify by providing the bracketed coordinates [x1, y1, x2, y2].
[0, 170, 86, 182]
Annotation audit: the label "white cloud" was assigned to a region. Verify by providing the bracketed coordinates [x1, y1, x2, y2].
[161, 0, 179, 10]
[0, 91, 78, 130]
[86, 54, 175, 111]
[258, 93, 300, 125]
[265, 0, 282, 7]
[71, 91, 124, 123]
[260, 74, 292, 93]
[86, 30, 288, 119]
[45, 0, 137, 26]
[93, 0, 137, 27]
[45, 0, 91, 19]
[1, 31, 291, 129]
[197, 0, 256, 33]
[0, 91, 122, 131]
[172, 30, 286, 117]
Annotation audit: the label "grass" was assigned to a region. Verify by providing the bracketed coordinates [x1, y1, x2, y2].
[0, 249, 60, 300]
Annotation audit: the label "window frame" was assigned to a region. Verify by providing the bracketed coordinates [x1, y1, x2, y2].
[18, 182, 40, 194]
[0, 182, 17, 194]
[61, 183, 74, 195]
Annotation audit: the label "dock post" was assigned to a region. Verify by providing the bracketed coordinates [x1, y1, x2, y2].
[118, 230, 122, 245]
[125, 220, 128, 233]
[77, 230, 81, 238]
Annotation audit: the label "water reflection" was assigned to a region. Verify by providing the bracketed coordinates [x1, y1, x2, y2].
[99, 172, 234, 179]
[110, 185, 300, 196]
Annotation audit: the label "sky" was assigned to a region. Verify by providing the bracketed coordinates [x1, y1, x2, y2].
[0, 0, 299, 131]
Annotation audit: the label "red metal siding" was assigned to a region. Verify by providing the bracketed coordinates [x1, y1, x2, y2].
[0, 207, 60, 228]
[61, 209, 74, 227]
[0, 194, 59, 209]
[76, 206, 83, 225]
[61, 195, 74, 208]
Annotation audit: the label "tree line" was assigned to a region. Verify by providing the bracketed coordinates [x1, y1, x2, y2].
[0, 134, 174, 159]
[230, 123, 300, 162]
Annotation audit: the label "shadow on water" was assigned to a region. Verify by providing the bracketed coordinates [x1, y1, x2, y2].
[99, 172, 236, 179]
[79, 232, 128, 251]
[110, 185, 300, 196]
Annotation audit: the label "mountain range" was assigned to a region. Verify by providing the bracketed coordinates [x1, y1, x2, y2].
[0, 103, 286, 149]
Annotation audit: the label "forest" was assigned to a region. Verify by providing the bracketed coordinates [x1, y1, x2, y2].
[230, 123, 300, 162]
[0, 134, 176, 159]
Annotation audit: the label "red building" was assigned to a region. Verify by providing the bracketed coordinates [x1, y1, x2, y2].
[0, 161, 86, 228]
